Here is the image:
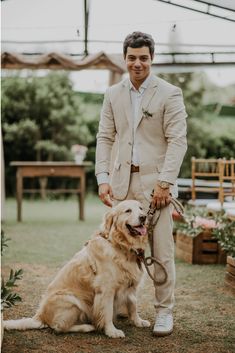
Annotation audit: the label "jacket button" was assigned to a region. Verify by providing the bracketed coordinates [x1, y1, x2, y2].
[128, 142, 132, 145]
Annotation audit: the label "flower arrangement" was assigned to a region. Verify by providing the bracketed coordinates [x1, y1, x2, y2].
[174, 207, 235, 257]
[71, 144, 88, 164]
[174, 208, 219, 237]
[212, 218, 235, 258]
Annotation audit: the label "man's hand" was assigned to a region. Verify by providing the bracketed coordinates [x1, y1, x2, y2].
[152, 184, 171, 209]
[98, 183, 113, 207]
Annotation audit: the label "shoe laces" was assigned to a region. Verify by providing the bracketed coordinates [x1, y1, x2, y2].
[156, 313, 170, 327]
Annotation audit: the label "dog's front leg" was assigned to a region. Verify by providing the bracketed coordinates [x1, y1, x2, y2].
[127, 292, 150, 328]
[93, 288, 125, 338]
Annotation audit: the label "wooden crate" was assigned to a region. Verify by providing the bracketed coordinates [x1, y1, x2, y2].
[176, 230, 227, 264]
[225, 256, 235, 291]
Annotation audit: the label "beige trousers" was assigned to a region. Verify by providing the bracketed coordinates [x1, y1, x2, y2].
[114, 173, 175, 313]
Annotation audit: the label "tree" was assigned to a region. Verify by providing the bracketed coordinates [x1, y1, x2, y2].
[2, 72, 96, 194]
[2, 72, 91, 162]
[158, 72, 206, 117]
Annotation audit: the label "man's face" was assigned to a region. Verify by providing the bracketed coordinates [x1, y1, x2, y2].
[125, 46, 152, 85]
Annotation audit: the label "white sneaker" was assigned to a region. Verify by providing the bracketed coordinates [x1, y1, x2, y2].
[153, 311, 173, 337]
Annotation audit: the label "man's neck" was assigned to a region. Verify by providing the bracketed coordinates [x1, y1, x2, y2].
[130, 74, 151, 90]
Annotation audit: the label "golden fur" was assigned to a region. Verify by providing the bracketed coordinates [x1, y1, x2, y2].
[4, 200, 150, 338]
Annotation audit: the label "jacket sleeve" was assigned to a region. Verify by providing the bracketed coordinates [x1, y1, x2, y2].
[159, 87, 187, 184]
[95, 88, 116, 176]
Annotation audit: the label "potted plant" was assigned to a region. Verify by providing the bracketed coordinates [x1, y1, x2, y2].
[175, 208, 226, 264]
[1, 231, 23, 346]
[212, 219, 235, 290]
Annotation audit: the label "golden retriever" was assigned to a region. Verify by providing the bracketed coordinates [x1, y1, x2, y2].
[4, 200, 150, 338]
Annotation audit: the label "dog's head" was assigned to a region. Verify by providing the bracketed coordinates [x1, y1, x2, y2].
[100, 200, 148, 251]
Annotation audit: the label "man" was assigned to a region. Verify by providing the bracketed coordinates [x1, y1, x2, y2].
[95, 31, 187, 336]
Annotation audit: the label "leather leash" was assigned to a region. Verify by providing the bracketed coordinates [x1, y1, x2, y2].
[138, 191, 185, 286]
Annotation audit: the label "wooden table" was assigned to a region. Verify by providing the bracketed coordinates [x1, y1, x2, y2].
[10, 161, 92, 222]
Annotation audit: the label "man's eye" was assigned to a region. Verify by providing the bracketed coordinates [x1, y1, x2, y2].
[125, 209, 132, 213]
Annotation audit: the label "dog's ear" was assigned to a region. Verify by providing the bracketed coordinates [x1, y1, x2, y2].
[100, 209, 114, 238]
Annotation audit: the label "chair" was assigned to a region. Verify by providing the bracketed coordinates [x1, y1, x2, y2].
[219, 159, 235, 204]
[191, 157, 221, 203]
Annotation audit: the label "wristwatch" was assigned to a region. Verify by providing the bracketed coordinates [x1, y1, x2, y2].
[157, 180, 170, 189]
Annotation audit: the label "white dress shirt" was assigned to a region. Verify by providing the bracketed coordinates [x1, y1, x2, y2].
[97, 75, 151, 185]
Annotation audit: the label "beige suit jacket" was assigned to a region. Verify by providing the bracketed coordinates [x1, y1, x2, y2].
[95, 74, 187, 201]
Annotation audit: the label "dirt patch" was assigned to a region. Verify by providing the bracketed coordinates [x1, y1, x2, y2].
[2, 263, 235, 353]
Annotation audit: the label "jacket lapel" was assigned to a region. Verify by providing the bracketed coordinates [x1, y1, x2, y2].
[121, 79, 133, 130]
[135, 75, 158, 130]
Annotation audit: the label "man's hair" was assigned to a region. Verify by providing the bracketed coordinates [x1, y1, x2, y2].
[123, 31, 155, 59]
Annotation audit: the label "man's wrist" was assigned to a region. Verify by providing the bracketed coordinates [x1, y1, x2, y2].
[96, 172, 109, 186]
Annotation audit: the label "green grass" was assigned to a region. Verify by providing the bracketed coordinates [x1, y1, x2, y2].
[2, 196, 235, 353]
[2, 194, 106, 265]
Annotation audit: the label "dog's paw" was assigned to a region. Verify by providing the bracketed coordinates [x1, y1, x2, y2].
[134, 319, 151, 328]
[105, 327, 125, 338]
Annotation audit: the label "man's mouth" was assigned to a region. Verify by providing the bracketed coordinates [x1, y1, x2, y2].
[126, 224, 147, 236]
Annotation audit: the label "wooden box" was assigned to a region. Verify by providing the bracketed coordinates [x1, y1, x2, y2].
[176, 230, 227, 264]
[225, 256, 235, 291]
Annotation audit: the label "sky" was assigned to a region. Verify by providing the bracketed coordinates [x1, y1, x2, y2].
[1, 0, 235, 92]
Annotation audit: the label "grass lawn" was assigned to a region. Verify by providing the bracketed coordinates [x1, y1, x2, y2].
[1, 195, 235, 353]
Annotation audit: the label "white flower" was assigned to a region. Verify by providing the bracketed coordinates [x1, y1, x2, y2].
[71, 144, 88, 154]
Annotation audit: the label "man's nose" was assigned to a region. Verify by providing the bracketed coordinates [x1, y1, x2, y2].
[134, 59, 141, 67]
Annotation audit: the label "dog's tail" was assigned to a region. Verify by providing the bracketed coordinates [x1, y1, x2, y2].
[4, 316, 47, 331]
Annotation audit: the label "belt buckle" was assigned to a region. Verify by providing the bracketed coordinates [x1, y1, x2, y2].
[131, 164, 139, 173]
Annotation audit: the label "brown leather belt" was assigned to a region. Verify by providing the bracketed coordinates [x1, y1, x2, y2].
[131, 164, 139, 173]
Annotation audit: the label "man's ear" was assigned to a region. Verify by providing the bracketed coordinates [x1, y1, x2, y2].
[100, 210, 114, 238]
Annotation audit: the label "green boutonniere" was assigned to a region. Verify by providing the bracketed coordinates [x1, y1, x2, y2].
[142, 108, 153, 119]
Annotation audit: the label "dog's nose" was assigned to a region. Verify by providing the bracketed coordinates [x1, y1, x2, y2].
[139, 215, 146, 223]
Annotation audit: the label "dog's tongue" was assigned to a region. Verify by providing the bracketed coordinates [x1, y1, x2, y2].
[135, 225, 147, 236]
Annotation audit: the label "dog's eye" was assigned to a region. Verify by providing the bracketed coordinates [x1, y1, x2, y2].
[125, 209, 132, 213]
[139, 207, 143, 211]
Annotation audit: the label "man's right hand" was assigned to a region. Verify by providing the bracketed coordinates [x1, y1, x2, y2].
[98, 183, 113, 207]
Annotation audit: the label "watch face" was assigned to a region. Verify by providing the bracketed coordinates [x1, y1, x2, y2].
[160, 181, 170, 189]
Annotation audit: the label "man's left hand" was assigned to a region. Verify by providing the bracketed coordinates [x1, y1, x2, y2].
[152, 184, 171, 209]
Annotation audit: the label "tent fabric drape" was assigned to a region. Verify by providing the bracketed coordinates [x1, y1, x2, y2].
[1, 51, 126, 73]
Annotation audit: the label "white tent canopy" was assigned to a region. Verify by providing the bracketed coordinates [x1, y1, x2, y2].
[1, 0, 235, 88]
[205, 0, 235, 11]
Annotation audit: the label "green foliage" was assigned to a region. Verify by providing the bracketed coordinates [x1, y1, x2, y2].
[1, 269, 23, 310]
[1, 231, 23, 311]
[2, 72, 95, 162]
[158, 72, 206, 117]
[1, 230, 10, 254]
[76, 91, 104, 105]
[180, 115, 235, 177]
[212, 219, 235, 257]
[218, 105, 235, 117]
[2, 72, 101, 194]
[158, 72, 235, 178]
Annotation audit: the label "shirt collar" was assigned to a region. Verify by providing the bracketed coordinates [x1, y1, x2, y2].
[129, 74, 151, 92]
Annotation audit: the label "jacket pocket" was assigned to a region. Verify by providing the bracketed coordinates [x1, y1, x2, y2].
[114, 161, 121, 170]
